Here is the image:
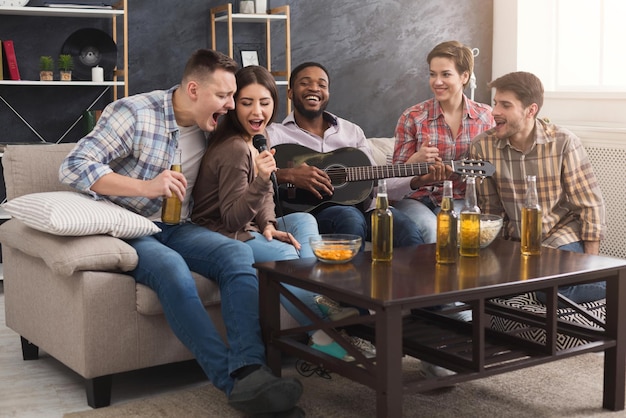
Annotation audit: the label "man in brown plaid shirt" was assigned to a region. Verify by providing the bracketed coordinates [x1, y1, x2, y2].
[470, 71, 606, 303]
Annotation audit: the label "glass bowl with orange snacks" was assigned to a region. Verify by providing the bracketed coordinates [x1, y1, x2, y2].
[309, 234, 362, 264]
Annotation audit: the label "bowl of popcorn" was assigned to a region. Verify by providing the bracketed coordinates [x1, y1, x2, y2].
[310, 234, 362, 264]
[479, 214, 503, 248]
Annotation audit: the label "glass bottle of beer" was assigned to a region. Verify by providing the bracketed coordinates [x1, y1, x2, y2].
[371, 260, 393, 299]
[161, 149, 183, 224]
[436, 180, 458, 264]
[521, 175, 542, 255]
[372, 179, 393, 261]
[459, 176, 481, 257]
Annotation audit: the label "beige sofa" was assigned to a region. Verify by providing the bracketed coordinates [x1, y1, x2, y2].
[0, 143, 296, 408]
[0, 139, 393, 408]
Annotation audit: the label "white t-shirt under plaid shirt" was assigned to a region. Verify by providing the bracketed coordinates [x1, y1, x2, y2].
[59, 85, 206, 219]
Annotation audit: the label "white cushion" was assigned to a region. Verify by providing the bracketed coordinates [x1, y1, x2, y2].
[2, 191, 161, 239]
[367, 137, 395, 166]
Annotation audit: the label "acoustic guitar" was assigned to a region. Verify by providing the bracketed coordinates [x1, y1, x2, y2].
[273, 143, 495, 214]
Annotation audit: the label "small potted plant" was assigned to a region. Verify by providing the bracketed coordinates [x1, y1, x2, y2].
[57, 54, 74, 81]
[39, 56, 54, 81]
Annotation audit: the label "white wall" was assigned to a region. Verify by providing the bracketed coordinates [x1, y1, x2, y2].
[492, 0, 626, 145]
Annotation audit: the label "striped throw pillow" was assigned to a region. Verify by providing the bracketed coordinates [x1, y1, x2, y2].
[2, 191, 160, 239]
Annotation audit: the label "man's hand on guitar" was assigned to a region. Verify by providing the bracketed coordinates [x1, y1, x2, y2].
[276, 163, 333, 200]
[409, 158, 449, 189]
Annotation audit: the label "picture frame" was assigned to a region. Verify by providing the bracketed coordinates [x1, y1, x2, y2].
[241, 50, 259, 67]
[234, 43, 266, 68]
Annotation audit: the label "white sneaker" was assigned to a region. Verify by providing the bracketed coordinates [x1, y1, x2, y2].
[310, 330, 355, 362]
[419, 361, 455, 378]
[314, 295, 360, 321]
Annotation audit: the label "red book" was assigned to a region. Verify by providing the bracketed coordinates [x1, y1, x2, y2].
[2, 40, 21, 81]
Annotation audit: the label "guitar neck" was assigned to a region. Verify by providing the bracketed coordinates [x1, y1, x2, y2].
[345, 161, 439, 182]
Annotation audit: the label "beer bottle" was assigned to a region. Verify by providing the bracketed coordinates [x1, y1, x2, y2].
[459, 176, 481, 257]
[371, 260, 393, 299]
[161, 149, 183, 224]
[372, 179, 393, 261]
[521, 175, 542, 255]
[436, 180, 458, 264]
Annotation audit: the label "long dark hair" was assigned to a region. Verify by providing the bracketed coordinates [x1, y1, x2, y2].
[210, 65, 279, 147]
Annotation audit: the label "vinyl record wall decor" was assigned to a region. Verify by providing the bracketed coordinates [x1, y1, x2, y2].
[61, 28, 118, 81]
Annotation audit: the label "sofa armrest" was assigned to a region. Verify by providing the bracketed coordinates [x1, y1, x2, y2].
[0, 219, 138, 276]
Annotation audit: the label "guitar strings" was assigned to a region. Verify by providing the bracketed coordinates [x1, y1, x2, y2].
[322, 160, 487, 182]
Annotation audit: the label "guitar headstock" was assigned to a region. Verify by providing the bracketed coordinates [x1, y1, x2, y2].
[452, 159, 495, 178]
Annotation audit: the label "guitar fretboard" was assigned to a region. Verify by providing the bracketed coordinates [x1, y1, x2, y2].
[347, 163, 431, 181]
[324, 162, 435, 182]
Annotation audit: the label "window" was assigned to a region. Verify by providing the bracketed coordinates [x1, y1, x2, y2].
[517, 0, 626, 92]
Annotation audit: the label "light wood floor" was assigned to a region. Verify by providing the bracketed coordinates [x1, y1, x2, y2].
[0, 281, 210, 418]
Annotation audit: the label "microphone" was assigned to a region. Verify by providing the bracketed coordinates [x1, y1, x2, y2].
[252, 134, 278, 190]
[252, 134, 299, 256]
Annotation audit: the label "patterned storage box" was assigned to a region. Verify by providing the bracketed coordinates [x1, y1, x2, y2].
[489, 292, 606, 350]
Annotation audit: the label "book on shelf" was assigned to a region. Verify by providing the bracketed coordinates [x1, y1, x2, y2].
[2, 40, 20, 81]
[43, 2, 113, 9]
[0, 40, 4, 80]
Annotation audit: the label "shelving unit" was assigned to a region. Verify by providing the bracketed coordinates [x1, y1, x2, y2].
[0, 0, 128, 143]
[210, 3, 291, 115]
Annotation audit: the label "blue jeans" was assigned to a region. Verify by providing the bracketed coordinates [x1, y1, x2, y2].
[393, 197, 465, 244]
[315, 205, 425, 251]
[536, 241, 606, 303]
[316, 206, 367, 248]
[245, 212, 322, 328]
[245, 212, 317, 261]
[125, 222, 264, 396]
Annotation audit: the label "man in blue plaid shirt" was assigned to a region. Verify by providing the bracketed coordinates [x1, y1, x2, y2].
[60, 49, 303, 417]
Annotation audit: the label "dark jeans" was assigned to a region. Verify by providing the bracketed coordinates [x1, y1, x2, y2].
[536, 241, 606, 304]
[315, 205, 425, 250]
[126, 222, 265, 395]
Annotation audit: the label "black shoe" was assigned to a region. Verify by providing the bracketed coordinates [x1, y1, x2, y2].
[228, 365, 303, 415]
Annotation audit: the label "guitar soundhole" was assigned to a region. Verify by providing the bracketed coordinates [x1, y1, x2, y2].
[325, 164, 349, 188]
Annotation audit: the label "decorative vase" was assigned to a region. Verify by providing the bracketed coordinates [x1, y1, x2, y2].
[254, 0, 267, 13]
[60, 71, 72, 81]
[239, 0, 254, 13]
[39, 71, 53, 81]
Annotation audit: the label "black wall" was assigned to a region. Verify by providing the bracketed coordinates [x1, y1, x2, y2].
[0, 0, 493, 200]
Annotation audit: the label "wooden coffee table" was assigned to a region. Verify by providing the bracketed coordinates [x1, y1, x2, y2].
[255, 240, 626, 417]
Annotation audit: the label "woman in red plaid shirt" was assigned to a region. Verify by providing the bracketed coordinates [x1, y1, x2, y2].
[391, 40, 495, 243]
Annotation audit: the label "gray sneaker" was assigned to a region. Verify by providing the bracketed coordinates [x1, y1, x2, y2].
[339, 330, 376, 358]
[419, 361, 455, 378]
[314, 295, 360, 321]
[228, 365, 303, 415]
